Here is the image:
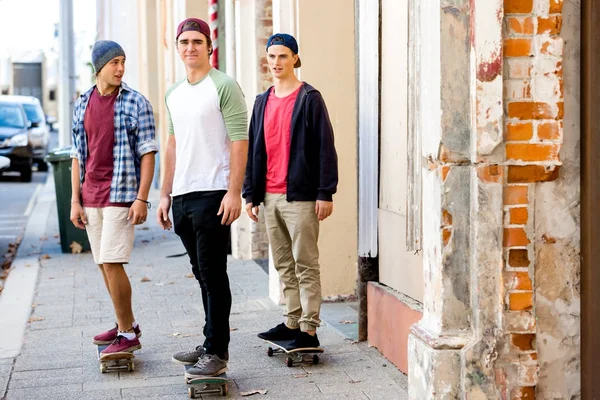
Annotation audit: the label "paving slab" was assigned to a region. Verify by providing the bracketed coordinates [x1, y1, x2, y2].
[2, 188, 409, 399]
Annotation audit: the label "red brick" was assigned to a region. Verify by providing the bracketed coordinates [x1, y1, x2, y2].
[518, 363, 539, 385]
[441, 166, 451, 182]
[507, 17, 535, 35]
[504, 0, 534, 13]
[505, 80, 532, 100]
[507, 59, 533, 78]
[504, 185, 529, 205]
[508, 249, 530, 267]
[507, 165, 560, 183]
[511, 386, 535, 399]
[442, 210, 453, 226]
[537, 16, 562, 35]
[505, 310, 536, 331]
[504, 228, 531, 247]
[537, 122, 561, 140]
[506, 143, 560, 162]
[549, 0, 564, 13]
[478, 165, 503, 183]
[443, 228, 452, 246]
[504, 39, 533, 57]
[510, 207, 529, 224]
[511, 333, 536, 351]
[509, 292, 533, 310]
[507, 102, 562, 120]
[505, 271, 533, 290]
[506, 123, 533, 141]
[539, 37, 563, 56]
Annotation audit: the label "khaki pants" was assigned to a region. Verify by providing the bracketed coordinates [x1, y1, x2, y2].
[263, 193, 321, 331]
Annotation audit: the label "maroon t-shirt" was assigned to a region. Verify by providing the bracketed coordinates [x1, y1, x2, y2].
[81, 88, 128, 208]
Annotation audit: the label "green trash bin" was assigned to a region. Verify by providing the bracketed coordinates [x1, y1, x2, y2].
[45, 148, 91, 254]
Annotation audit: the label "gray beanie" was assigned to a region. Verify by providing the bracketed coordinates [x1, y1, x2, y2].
[91, 40, 125, 73]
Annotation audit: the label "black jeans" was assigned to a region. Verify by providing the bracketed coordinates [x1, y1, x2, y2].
[172, 190, 231, 358]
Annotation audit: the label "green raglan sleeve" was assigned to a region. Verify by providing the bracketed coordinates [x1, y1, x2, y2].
[165, 80, 184, 136]
[211, 70, 249, 141]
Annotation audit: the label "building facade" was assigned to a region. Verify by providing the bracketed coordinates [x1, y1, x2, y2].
[96, 0, 584, 398]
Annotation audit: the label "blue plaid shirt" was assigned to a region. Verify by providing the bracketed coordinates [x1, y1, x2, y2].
[70, 82, 158, 203]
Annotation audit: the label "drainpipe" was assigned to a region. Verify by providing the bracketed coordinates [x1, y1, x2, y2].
[581, 0, 600, 398]
[356, 0, 381, 342]
[209, 0, 219, 69]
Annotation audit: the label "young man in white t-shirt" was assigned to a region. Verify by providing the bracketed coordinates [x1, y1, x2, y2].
[156, 18, 248, 378]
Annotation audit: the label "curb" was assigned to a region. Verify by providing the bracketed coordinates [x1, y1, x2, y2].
[0, 174, 55, 358]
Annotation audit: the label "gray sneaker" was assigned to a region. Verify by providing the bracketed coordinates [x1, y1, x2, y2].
[185, 354, 228, 378]
[172, 346, 206, 365]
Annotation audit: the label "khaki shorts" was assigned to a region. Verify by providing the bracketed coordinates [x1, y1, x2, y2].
[84, 207, 135, 265]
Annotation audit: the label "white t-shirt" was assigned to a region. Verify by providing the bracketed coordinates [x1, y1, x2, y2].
[166, 68, 248, 197]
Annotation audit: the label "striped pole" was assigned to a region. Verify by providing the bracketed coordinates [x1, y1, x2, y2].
[209, 0, 218, 69]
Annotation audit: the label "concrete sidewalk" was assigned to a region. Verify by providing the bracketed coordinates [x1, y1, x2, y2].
[1, 181, 408, 399]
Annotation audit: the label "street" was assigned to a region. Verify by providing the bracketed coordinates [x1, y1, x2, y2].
[0, 130, 57, 291]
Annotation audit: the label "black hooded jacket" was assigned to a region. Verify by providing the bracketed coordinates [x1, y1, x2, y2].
[242, 83, 338, 205]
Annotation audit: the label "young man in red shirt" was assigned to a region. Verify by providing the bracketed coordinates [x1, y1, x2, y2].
[70, 40, 157, 355]
[243, 34, 338, 350]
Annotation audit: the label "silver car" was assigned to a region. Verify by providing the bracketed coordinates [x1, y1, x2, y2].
[0, 95, 51, 171]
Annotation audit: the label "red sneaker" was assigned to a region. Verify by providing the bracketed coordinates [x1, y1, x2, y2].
[100, 335, 142, 355]
[93, 324, 142, 345]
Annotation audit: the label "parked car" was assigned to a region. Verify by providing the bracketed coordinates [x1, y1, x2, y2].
[0, 102, 33, 182]
[0, 156, 10, 171]
[0, 95, 51, 171]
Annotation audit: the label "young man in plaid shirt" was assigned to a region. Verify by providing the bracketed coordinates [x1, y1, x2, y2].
[70, 40, 158, 355]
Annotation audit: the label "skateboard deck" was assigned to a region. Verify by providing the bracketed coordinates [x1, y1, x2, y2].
[97, 345, 135, 373]
[184, 365, 228, 398]
[264, 339, 324, 367]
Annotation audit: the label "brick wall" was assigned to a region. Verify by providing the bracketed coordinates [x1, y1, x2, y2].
[502, 0, 564, 398]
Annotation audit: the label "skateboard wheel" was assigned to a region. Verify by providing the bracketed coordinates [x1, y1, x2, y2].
[221, 384, 228, 396]
[188, 386, 196, 398]
[267, 347, 274, 357]
[128, 362, 134, 372]
[100, 363, 107, 373]
[313, 355, 319, 365]
[286, 357, 294, 367]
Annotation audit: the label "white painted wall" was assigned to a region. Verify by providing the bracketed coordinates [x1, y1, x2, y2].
[379, 0, 423, 302]
[96, 0, 141, 91]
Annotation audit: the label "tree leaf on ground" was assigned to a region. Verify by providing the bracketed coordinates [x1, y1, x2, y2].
[340, 320, 356, 324]
[70, 241, 83, 254]
[240, 390, 268, 396]
[293, 374, 308, 378]
[230, 328, 238, 331]
[40, 254, 51, 260]
[28, 317, 44, 322]
[140, 276, 151, 282]
[185, 273, 194, 278]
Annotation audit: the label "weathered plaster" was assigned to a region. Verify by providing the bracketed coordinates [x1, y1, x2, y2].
[409, 334, 462, 399]
[534, 2, 581, 398]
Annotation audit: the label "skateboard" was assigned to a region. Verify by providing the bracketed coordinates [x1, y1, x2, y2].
[184, 365, 228, 398]
[264, 339, 324, 367]
[97, 345, 135, 373]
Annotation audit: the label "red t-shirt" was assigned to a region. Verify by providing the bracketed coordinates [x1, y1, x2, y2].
[263, 85, 301, 194]
[81, 88, 127, 208]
